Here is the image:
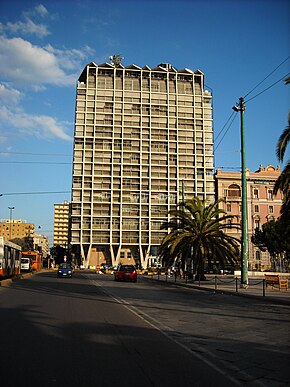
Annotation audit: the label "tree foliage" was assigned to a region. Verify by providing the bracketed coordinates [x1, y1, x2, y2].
[50, 245, 68, 265]
[159, 197, 240, 274]
[251, 219, 290, 266]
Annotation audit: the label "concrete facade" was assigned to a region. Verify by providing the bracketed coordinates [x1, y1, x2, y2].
[53, 201, 70, 248]
[70, 58, 214, 268]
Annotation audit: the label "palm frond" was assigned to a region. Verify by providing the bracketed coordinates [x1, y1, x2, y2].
[276, 125, 290, 162]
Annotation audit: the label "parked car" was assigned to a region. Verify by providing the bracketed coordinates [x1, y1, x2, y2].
[57, 263, 73, 278]
[114, 265, 137, 282]
[222, 266, 235, 275]
[20, 257, 32, 272]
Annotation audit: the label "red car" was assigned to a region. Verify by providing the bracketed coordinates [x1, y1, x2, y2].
[114, 265, 137, 282]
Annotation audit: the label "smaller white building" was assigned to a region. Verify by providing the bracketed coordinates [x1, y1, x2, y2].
[34, 234, 50, 258]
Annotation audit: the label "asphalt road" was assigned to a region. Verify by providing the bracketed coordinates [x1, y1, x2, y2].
[0, 271, 289, 387]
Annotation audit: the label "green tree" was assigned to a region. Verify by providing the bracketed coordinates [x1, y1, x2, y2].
[160, 197, 240, 279]
[252, 219, 290, 271]
[50, 245, 67, 265]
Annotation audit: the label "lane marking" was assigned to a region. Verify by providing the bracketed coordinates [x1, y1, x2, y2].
[90, 277, 267, 386]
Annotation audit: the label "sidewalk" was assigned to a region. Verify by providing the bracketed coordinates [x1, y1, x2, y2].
[143, 273, 290, 305]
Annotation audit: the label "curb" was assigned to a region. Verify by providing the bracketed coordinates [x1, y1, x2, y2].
[0, 271, 35, 287]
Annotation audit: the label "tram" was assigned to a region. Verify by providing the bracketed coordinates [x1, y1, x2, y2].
[21, 251, 43, 271]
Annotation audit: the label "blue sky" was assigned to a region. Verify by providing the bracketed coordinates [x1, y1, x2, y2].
[0, 0, 289, 244]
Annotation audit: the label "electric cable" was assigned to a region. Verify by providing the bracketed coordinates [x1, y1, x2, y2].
[245, 72, 290, 103]
[0, 151, 72, 156]
[214, 113, 238, 152]
[243, 56, 290, 99]
[0, 161, 71, 165]
[214, 111, 236, 142]
[0, 191, 71, 196]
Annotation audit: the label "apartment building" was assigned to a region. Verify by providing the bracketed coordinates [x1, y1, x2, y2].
[53, 201, 70, 248]
[215, 165, 283, 271]
[34, 233, 50, 258]
[0, 219, 35, 241]
[70, 56, 214, 268]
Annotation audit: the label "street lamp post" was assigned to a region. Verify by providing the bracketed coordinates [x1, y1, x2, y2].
[232, 97, 248, 287]
[8, 206, 15, 240]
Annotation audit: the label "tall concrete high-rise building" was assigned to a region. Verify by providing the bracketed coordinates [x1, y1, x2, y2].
[70, 56, 214, 268]
[53, 201, 70, 248]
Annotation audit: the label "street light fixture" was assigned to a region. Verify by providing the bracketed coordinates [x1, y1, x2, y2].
[232, 97, 248, 287]
[8, 206, 15, 240]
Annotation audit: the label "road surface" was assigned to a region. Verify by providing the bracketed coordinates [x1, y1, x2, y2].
[0, 271, 289, 387]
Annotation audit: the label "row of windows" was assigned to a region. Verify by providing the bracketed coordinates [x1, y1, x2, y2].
[225, 185, 274, 199]
[226, 203, 275, 213]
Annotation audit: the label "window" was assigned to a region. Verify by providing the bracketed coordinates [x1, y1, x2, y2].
[227, 204, 231, 212]
[267, 189, 273, 199]
[254, 205, 259, 213]
[254, 219, 260, 230]
[227, 219, 232, 228]
[253, 189, 259, 199]
[227, 184, 241, 197]
[269, 205, 274, 213]
[256, 250, 261, 260]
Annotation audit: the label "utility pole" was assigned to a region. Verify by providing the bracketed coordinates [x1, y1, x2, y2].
[232, 97, 248, 287]
[8, 206, 15, 240]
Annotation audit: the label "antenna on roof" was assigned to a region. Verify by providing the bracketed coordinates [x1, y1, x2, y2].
[109, 54, 123, 66]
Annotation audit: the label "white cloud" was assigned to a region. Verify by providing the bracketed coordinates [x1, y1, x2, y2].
[34, 4, 49, 18]
[0, 105, 72, 142]
[0, 84, 22, 106]
[2, 4, 50, 38]
[5, 19, 50, 38]
[0, 4, 93, 145]
[0, 36, 76, 86]
[45, 44, 94, 71]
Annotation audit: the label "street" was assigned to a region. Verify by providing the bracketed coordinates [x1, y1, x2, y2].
[0, 271, 289, 387]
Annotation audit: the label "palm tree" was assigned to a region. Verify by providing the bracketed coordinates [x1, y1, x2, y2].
[159, 197, 240, 279]
[274, 117, 290, 223]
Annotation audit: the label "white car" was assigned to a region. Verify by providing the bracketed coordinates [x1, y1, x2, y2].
[20, 257, 32, 272]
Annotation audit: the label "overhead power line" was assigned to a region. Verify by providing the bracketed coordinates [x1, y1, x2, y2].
[245, 72, 290, 103]
[0, 151, 72, 156]
[0, 161, 71, 165]
[0, 191, 71, 197]
[214, 112, 238, 152]
[214, 111, 236, 143]
[243, 56, 290, 99]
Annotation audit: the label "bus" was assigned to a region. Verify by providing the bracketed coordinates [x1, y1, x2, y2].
[0, 236, 22, 277]
[21, 251, 43, 271]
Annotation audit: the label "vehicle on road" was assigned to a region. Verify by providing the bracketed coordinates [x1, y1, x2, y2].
[222, 266, 235, 275]
[21, 251, 43, 271]
[57, 263, 73, 278]
[20, 257, 32, 272]
[114, 265, 137, 282]
[0, 237, 21, 277]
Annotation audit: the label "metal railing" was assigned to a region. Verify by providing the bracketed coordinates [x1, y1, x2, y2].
[151, 271, 289, 297]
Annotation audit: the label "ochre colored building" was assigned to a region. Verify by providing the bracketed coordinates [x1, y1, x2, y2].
[215, 165, 283, 271]
[0, 219, 35, 241]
